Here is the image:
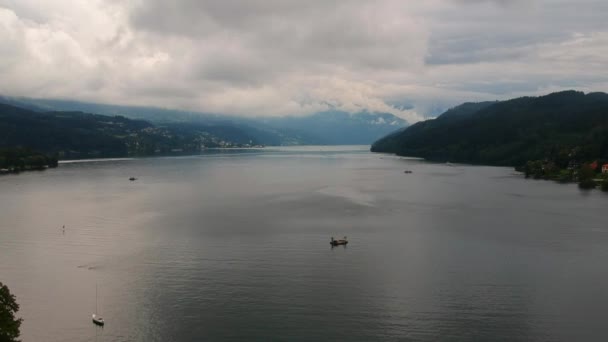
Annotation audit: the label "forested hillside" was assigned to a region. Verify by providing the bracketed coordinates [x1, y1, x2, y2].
[372, 91, 608, 166]
[0, 103, 259, 159]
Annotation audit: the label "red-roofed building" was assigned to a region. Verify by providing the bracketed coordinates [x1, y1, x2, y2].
[603, 164, 608, 174]
[590, 161, 599, 170]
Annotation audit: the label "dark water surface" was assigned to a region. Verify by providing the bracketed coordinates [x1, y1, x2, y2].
[1, 146, 607, 341]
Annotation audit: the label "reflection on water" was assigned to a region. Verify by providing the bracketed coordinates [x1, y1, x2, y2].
[1, 146, 608, 341]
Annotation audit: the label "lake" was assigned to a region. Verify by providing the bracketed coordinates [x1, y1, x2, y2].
[1, 146, 607, 341]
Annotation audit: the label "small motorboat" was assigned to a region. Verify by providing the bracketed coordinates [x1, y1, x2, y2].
[330, 236, 348, 246]
[404, 170, 413, 174]
[92, 314, 104, 326]
[129, 177, 137, 181]
[92, 284, 105, 326]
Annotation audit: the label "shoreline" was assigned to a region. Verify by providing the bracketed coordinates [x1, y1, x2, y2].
[372, 151, 608, 192]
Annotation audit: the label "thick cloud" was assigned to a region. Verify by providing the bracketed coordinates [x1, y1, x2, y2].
[0, 0, 607, 122]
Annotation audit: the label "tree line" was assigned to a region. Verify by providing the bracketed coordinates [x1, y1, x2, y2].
[0, 147, 58, 172]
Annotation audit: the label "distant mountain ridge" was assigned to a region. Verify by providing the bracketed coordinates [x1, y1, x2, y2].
[371, 90, 608, 166]
[0, 103, 262, 159]
[0, 96, 407, 146]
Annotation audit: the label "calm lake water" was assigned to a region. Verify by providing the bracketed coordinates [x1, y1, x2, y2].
[1, 146, 607, 341]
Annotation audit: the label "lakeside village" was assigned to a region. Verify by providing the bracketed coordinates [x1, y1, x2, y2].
[143, 141, 265, 155]
[126, 129, 266, 155]
[520, 158, 608, 191]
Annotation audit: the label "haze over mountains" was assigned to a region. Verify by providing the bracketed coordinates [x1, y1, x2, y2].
[2, 0, 607, 162]
[0, 96, 407, 159]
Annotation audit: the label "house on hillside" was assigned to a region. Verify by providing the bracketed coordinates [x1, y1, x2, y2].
[603, 164, 608, 174]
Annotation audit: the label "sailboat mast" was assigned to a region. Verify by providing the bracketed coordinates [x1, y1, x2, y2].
[96, 284, 98, 314]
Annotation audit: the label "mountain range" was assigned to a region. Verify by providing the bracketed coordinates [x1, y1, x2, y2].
[0, 96, 407, 147]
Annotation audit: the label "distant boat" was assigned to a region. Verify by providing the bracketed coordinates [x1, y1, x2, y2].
[129, 177, 137, 181]
[92, 284, 105, 326]
[330, 236, 348, 246]
[404, 170, 413, 174]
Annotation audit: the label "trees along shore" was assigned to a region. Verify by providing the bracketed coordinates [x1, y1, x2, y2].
[0, 147, 58, 174]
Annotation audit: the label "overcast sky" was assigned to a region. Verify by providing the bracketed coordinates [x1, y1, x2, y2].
[1, 0, 607, 122]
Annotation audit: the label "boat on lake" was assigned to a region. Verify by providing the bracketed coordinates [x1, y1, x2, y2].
[330, 236, 348, 246]
[129, 177, 137, 181]
[92, 284, 105, 326]
[92, 314, 104, 326]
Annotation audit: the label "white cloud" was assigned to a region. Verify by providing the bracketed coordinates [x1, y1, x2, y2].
[0, 0, 607, 123]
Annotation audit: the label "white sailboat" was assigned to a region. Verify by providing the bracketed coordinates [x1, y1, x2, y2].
[92, 284, 105, 326]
